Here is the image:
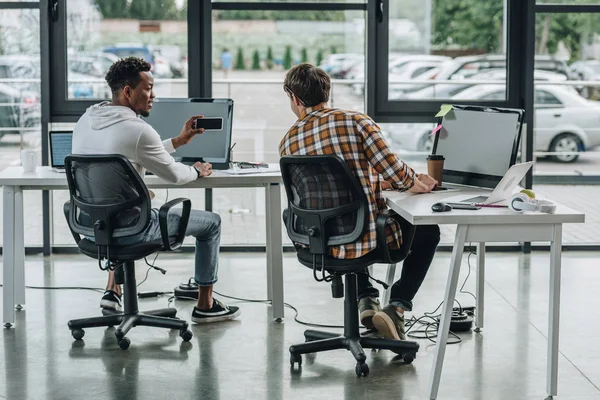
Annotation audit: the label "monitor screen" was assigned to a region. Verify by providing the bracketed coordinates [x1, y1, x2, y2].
[49, 131, 73, 168]
[142, 98, 234, 163]
[436, 106, 523, 188]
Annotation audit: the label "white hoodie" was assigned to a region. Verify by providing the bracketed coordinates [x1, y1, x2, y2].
[72, 101, 197, 185]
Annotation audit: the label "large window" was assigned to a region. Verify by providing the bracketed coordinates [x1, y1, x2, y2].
[370, 0, 527, 122]
[0, 6, 42, 247]
[50, 0, 188, 117]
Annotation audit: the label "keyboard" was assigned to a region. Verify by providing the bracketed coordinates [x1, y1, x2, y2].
[462, 195, 488, 204]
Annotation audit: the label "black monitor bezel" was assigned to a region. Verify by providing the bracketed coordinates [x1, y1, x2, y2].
[144, 97, 234, 167]
[438, 105, 524, 189]
[49, 130, 73, 168]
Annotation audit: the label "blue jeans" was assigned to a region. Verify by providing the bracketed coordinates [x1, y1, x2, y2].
[115, 208, 221, 286]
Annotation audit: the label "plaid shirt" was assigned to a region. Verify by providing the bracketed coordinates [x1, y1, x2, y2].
[279, 105, 416, 259]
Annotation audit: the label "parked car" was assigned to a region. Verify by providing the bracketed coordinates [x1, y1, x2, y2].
[351, 54, 449, 96]
[433, 54, 577, 81]
[103, 46, 173, 78]
[384, 84, 600, 163]
[318, 53, 363, 79]
[569, 60, 600, 98]
[403, 68, 567, 100]
[0, 83, 40, 138]
[70, 52, 119, 77]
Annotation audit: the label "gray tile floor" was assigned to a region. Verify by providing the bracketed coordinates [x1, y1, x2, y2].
[2, 250, 600, 399]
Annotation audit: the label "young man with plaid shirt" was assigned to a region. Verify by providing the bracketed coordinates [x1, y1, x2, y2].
[279, 63, 440, 341]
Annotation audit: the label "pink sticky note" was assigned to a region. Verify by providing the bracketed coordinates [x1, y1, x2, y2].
[430, 124, 442, 136]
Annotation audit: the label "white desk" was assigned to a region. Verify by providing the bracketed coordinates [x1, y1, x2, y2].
[384, 189, 585, 400]
[0, 166, 285, 326]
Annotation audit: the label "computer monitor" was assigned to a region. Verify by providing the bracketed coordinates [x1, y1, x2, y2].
[142, 98, 234, 167]
[49, 131, 73, 169]
[436, 105, 524, 189]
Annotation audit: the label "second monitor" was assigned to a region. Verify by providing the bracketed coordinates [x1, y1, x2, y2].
[143, 98, 234, 167]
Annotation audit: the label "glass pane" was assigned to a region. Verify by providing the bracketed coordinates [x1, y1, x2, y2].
[537, 0, 600, 4]
[0, 8, 42, 246]
[533, 13, 600, 172]
[211, 9, 365, 245]
[386, 0, 507, 101]
[66, 0, 188, 100]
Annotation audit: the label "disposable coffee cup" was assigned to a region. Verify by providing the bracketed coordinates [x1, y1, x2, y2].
[426, 155, 445, 186]
[21, 150, 38, 173]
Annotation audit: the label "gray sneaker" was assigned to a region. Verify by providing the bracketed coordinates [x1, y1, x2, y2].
[358, 297, 381, 329]
[372, 305, 406, 340]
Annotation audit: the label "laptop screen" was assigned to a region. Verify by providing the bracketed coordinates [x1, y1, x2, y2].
[49, 131, 73, 168]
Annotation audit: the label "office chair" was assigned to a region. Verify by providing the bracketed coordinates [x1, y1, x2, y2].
[64, 154, 193, 350]
[280, 155, 419, 377]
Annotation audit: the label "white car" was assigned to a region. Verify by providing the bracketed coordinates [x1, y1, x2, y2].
[384, 84, 600, 163]
[351, 55, 449, 96]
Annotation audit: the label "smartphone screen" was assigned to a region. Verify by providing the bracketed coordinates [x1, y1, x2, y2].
[446, 202, 481, 210]
[193, 117, 223, 130]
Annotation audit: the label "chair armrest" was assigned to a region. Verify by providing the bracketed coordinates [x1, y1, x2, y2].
[376, 209, 415, 263]
[158, 198, 191, 251]
[63, 202, 82, 244]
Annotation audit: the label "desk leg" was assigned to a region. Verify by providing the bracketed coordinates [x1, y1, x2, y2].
[3, 186, 16, 327]
[547, 223, 562, 397]
[428, 224, 468, 400]
[265, 183, 284, 320]
[14, 187, 25, 308]
[475, 242, 485, 331]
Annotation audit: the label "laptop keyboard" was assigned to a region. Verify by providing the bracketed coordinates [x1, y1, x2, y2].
[463, 195, 489, 204]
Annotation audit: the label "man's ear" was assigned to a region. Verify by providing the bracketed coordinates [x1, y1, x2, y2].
[123, 85, 132, 100]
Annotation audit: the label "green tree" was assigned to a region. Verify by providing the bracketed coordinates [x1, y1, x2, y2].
[94, 0, 128, 18]
[283, 46, 293, 70]
[300, 48, 308, 63]
[266, 46, 274, 70]
[432, 0, 503, 52]
[316, 50, 324, 66]
[330, 46, 338, 54]
[252, 49, 261, 70]
[235, 47, 245, 70]
[129, 0, 179, 20]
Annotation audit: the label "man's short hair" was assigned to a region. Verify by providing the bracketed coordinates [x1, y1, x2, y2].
[105, 57, 152, 95]
[284, 63, 330, 107]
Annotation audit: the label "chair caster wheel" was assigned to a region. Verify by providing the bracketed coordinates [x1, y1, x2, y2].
[71, 329, 85, 341]
[355, 362, 369, 377]
[290, 353, 302, 367]
[403, 352, 415, 364]
[180, 330, 193, 342]
[118, 337, 131, 350]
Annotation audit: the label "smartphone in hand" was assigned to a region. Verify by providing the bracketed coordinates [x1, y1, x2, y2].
[192, 117, 223, 130]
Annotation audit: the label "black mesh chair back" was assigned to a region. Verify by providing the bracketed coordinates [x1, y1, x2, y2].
[65, 154, 151, 247]
[280, 155, 367, 256]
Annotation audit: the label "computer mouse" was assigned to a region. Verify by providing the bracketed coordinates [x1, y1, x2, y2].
[431, 202, 452, 212]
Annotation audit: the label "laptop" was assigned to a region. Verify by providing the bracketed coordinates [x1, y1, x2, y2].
[49, 131, 73, 172]
[444, 161, 533, 205]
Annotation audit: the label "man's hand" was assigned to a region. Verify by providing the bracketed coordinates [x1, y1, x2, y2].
[193, 161, 213, 178]
[172, 115, 205, 149]
[381, 180, 393, 191]
[408, 174, 437, 193]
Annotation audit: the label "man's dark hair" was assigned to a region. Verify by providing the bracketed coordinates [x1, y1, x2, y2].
[284, 63, 330, 107]
[105, 57, 152, 95]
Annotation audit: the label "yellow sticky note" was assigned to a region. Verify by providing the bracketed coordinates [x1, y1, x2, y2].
[435, 104, 453, 118]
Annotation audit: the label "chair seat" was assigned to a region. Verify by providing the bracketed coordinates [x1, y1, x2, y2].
[78, 238, 166, 261]
[296, 248, 381, 273]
